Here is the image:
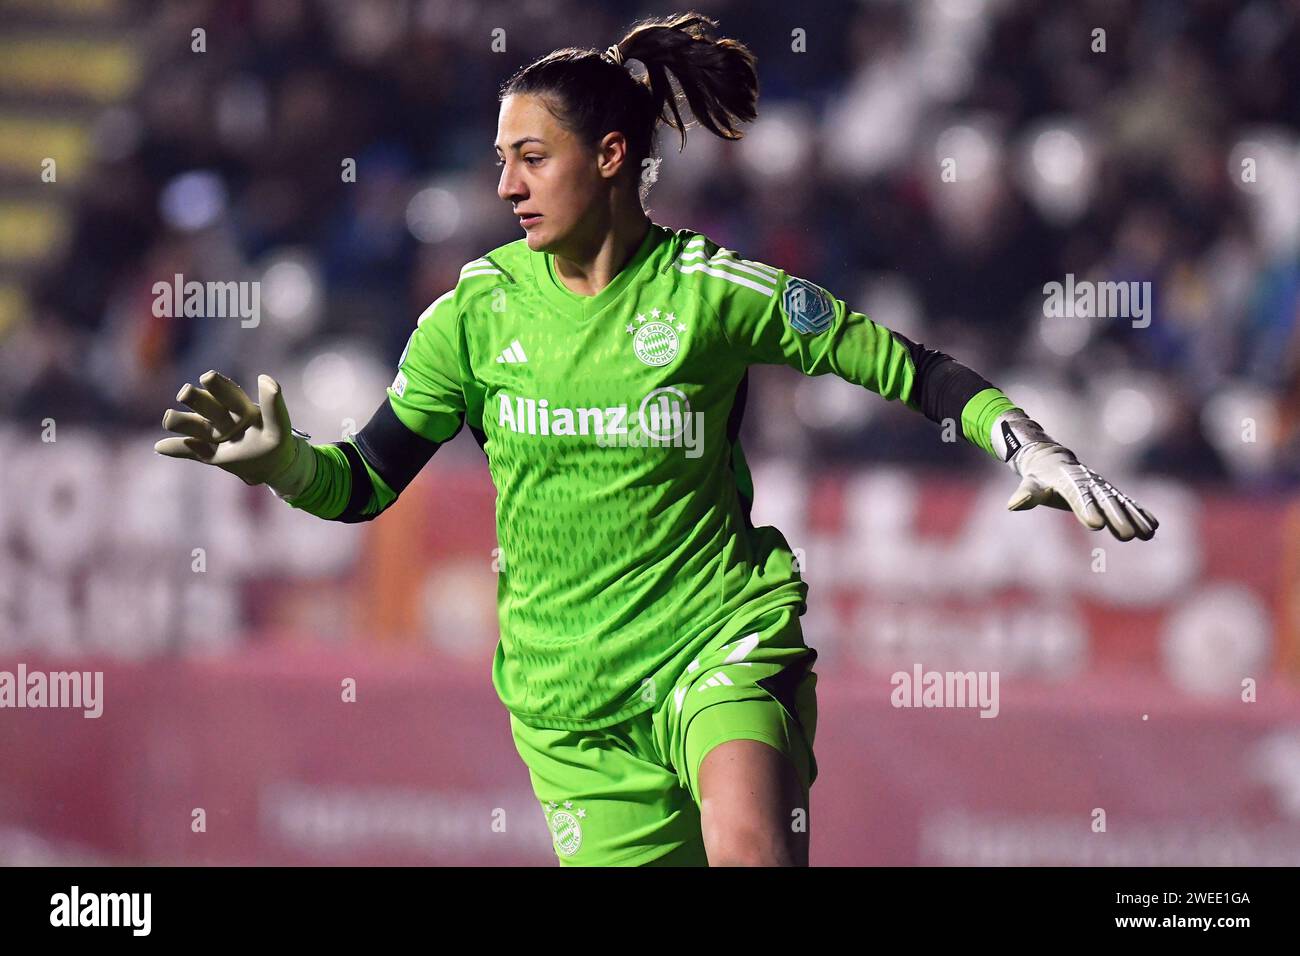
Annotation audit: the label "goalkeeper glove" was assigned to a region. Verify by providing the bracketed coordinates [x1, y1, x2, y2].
[991, 409, 1158, 542]
[154, 370, 317, 498]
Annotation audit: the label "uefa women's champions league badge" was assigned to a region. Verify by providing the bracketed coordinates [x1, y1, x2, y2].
[784, 277, 834, 334]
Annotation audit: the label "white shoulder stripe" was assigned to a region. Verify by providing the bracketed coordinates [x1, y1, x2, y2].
[681, 250, 780, 278]
[678, 234, 780, 277]
[674, 260, 777, 297]
[716, 252, 779, 278]
[460, 257, 503, 278]
[678, 248, 780, 283]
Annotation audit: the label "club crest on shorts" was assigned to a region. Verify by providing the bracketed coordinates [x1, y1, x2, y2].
[625, 307, 685, 366]
[784, 277, 833, 334]
[543, 800, 586, 857]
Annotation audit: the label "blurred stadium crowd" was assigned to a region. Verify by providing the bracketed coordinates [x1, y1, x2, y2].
[2, 0, 1298, 487]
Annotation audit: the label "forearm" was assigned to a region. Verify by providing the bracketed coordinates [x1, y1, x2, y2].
[890, 331, 1018, 458]
[272, 441, 389, 520]
[273, 398, 448, 522]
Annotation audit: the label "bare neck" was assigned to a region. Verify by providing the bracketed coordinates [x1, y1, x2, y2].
[552, 214, 652, 297]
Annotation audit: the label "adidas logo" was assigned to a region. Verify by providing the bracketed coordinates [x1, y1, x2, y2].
[495, 339, 528, 363]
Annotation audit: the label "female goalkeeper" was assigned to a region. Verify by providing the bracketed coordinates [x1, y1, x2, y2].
[155, 12, 1158, 866]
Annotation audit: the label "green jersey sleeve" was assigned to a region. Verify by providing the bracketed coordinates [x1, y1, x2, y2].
[388, 288, 468, 444]
[285, 437, 402, 518]
[686, 240, 1016, 457]
[279, 282, 470, 521]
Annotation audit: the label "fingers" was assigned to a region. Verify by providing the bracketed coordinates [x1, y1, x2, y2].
[1056, 474, 1107, 531]
[162, 408, 221, 443]
[1131, 498, 1160, 534]
[1113, 488, 1158, 541]
[1094, 482, 1137, 541]
[199, 369, 260, 441]
[154, 435, 218, 460]
[156, 370, 280, 481]
[1006, 475, 1054, 511]
[177, 383, 237, 433]
[1006, 476, 1038, 511]
[256, 374, 289, 445]
[1124, 500, 1158, 540]
[1087, 473, 1159, 542]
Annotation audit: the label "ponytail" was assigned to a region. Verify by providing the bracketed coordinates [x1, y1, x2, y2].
[500, 11, 759, 203]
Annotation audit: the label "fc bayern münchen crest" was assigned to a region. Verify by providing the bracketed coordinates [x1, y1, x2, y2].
[544, 800, 586, 857]
[627, 308, 685, 366]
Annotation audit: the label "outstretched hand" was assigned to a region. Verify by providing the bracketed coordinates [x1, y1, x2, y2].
[155, 370, 298, 487]
[1006, 442, 1159, 542]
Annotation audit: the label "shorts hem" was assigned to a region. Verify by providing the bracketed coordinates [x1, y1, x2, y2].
[687, 730, 794, 804]
[556, 842, 703, 867]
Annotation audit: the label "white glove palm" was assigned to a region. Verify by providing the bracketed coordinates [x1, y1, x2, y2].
[993, 410, 1158, 542]
[154, 370, 309, 490]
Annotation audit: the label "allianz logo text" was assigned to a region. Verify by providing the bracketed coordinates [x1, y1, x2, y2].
[496, 386, 704, 457]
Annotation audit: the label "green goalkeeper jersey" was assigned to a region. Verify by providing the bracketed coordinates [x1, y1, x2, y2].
[283, 221, 1016, 729]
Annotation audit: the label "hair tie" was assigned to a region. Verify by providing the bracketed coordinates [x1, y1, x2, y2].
[602, 43, 625, 66]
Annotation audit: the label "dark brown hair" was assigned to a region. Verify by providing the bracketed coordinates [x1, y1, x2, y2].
[499, 12, 759, 204]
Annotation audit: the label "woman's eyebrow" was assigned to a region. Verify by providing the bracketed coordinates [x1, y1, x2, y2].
[494, 137, 547, 152]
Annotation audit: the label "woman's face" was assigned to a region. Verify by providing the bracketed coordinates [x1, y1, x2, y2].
[495, 93, 619, 255]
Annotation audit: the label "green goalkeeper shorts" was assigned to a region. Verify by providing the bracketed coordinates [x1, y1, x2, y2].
[508, 603, 818, 866]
